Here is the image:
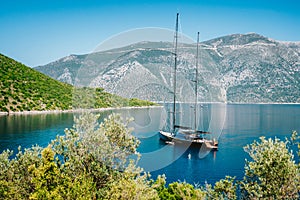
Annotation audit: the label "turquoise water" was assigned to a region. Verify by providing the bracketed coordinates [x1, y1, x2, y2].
[0, 104, 299, 185]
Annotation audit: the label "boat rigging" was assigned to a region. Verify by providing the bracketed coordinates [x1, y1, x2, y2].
[159, 13, 218, 150]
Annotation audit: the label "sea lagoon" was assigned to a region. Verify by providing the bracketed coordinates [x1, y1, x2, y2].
[0, 104, 299, 185]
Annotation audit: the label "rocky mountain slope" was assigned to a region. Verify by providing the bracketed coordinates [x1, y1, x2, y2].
[35, 33, 300, 103]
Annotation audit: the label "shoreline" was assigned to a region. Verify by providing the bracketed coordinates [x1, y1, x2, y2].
[0, 105, 163, 116]
[1, 102, 300, 116]
[155, 101, 300, 105]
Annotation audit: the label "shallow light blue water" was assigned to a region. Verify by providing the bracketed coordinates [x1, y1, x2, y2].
[0, 104, 299, 185]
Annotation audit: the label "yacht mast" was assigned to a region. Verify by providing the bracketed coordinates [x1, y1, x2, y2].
[172, 13, 179, 133]
[194, 32, 199, 131]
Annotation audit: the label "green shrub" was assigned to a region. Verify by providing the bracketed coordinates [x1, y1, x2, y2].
[240, 132, 300, 199]
[153, 175, 206, 199]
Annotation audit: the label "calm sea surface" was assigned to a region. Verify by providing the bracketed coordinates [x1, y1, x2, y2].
[0, 104, 299, 185]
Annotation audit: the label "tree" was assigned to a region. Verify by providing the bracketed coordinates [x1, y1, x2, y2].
[29, 147, 96, 199]
[105, 161, 159, 199]
[240, 134, 300, 199]
[205, 176, 237, 200]
[29, 147, 65, 199]
[0, 112, 143, 199]
[153, 175, 206, 200]
[0, 146, 42, 199]
[51, 112, 140, 195]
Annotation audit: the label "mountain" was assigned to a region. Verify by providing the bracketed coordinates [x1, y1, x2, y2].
[0, 54, 155, 112]
[35, 33, 300, 103]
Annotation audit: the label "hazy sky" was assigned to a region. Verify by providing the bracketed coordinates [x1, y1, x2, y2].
[1, 0, 299, 67]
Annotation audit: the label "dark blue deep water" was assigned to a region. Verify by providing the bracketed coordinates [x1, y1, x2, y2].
[0, 104, 299, 185]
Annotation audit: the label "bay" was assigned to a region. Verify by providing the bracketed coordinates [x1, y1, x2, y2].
[0, 104, 299, 185]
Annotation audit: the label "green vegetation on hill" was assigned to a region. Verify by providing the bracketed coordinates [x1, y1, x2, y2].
[0, 54, 155, 112]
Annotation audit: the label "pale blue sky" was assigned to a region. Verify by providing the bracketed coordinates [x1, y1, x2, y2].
[1, 0, 299, 67]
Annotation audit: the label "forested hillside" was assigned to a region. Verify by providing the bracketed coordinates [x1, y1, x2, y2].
[0, 54, 154, 112]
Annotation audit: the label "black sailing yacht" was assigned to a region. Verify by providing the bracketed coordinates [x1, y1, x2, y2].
[159, 13, 218, 149]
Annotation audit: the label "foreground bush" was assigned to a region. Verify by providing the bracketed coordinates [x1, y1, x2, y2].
[0, 113, 158, 199]
[240, 132, 300, 199]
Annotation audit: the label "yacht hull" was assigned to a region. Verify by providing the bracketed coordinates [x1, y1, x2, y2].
[159, 130, 218, 149]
